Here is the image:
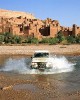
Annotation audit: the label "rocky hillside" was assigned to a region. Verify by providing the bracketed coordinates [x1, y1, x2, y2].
[0, 9, 35, 19]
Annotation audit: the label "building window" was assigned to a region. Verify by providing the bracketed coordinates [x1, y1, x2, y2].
[20, 27, 23, 33]
[9, 28, 10, 33]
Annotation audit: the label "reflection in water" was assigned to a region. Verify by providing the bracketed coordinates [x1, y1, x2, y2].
[36, 75, 49, 82]
[13, 84, 39, 92]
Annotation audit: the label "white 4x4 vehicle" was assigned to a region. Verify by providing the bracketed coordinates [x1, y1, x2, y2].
[31, 50, 52, 70]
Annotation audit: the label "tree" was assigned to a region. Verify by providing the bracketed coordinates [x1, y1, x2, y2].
[67, 35, 76, 43]
[4, 32, 13, 43]
[56, 31, 65, 43]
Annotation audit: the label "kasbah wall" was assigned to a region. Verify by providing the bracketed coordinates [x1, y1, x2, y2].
[0, 9, 80, 40]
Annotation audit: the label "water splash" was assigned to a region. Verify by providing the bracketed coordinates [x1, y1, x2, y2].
[47, 56, 75, 74]
[0, 56, 75, 74]
[0, 58, 30, 74]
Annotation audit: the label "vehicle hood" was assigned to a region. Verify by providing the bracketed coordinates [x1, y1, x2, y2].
[32, 58, 50, 63]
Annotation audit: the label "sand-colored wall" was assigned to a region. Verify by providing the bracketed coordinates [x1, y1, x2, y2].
[0, 9, 80, 39]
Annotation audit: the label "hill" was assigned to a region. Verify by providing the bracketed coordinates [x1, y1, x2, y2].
[0, 9, 35, 19]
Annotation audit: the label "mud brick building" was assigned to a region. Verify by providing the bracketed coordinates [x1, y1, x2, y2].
[0, 9, 80, 40]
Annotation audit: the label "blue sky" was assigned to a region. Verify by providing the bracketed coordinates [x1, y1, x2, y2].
[0, 0, 80, 27]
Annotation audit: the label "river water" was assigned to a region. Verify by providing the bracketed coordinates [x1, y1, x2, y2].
[0, 54, 76, 74]
[0, 54, 80, 97]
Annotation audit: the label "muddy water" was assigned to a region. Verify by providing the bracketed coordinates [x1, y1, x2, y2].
[0, 54, 75, 74]
[0, 54, 80, 99]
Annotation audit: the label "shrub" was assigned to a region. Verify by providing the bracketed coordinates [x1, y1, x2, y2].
[40, 38, 49, 43]
[26, 37, 32, 43]
[4, 32, 13, 43]
[31, 38, 39, 44]
[61, 39, 69, 45]
[48, 37, 58, 45]
[25, 37, 39, 44]
[0, 34, 4, 44]
[12, 35, 21, 44]
[4, 32, 13, 37]
[75, 36, 80, 43]
[67, 35, 76, 43]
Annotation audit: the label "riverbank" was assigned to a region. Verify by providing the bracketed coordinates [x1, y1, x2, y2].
[0, 72, 80, 100]
[0, 44, 80, 55]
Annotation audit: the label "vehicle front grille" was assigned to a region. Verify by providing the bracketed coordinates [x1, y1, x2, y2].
[38, 62, 46, 69]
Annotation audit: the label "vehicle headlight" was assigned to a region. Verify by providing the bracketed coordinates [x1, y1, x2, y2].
[31, 62, 38, 68]
[46, 62, 52, 68]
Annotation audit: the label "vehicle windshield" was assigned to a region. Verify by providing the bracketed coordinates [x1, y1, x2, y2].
[34, 53, 49, 58]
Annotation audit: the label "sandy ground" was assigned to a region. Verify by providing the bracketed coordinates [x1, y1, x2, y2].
[0, 44, 80, 55]
[0, 44, 80, 100]
[0, 73, 80, 100]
